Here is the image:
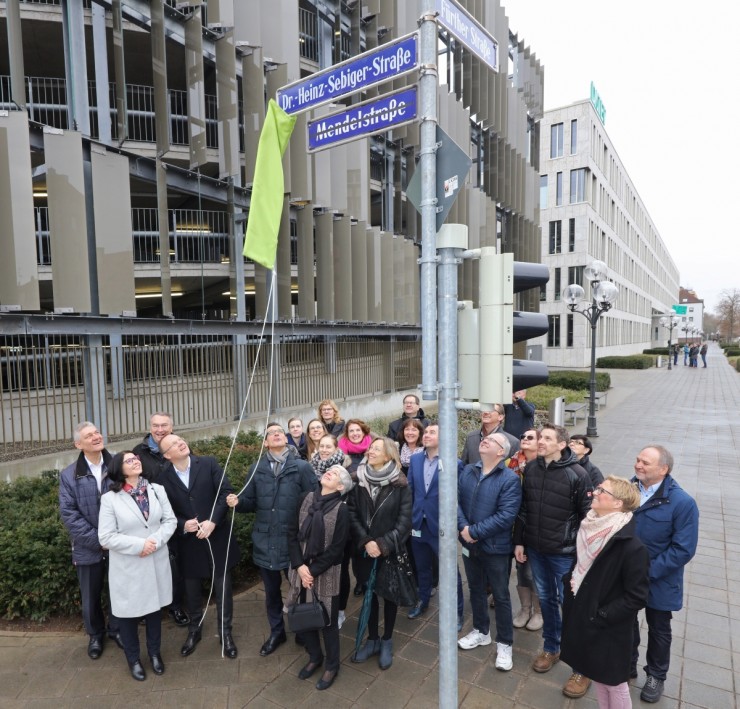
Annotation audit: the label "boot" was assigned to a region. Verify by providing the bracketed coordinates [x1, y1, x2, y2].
[512, 586, 532, 629]
[351, 638, 380, 663]
[378, 638, 393, 670]
[526, 592, 543, 631]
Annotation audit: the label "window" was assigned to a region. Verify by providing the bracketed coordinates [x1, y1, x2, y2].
[550, 123, 563, 158]
[568, 265, 585, 287]
[554, 268, 561, 300]
[549, 221, 562, 254]
[568, 218, 576, 252]
[556, 172, 563, 205]
[539, 283, 547, 302]
[539, 175, 548, 209]
[567, 313, 574, 347]
[570, 168, 586, 203]
[570, 119, 577, 154]
[548, 315, 561, 347]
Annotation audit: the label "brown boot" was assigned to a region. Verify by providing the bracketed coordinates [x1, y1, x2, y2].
[526, 592, 543, 631]
[532, 650, 560, 673]
[563, 673, 591, 698]
[512, 586, 532, 628]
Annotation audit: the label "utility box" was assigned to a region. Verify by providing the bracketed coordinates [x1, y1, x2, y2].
[549, 396, 565, 426]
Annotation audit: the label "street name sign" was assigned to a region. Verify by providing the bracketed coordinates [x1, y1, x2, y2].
[307, 86, 418, 152]
[277, 32, 419, 115]
[435, 0, 498, 72]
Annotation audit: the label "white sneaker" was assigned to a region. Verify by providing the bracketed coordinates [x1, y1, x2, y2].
[495, 642, 513, 671]
[337, 610, 346, 629]
[457, 629, 492, 650]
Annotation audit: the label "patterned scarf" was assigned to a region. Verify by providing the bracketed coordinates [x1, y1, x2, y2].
[311, 448, 345, 478]
[571, 510, 632, 595]
[124, 477, 149, 520]
[399, 443, 422, 468]
[356, 459, 400, 501]
[266, 449, 290, 477]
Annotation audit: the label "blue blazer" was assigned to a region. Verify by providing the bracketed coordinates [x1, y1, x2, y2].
[407, 452, 440, 538]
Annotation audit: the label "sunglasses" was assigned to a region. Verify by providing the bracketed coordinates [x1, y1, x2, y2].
[520, 434, 536, 441]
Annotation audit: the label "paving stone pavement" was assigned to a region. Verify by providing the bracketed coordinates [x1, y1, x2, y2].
[1, 343, 738, 708]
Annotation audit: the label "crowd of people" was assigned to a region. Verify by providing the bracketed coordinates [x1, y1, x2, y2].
[58, 391, 699, 706]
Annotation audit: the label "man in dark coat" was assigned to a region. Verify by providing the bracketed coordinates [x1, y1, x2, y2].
[226, 423, 317, 657]
[159, 434, 241, 659]
[132, 412, 189, 627]
[58, 421, 121, 660]
[630, 445, 698, 703]
[460, 406, 519, 465]
[386, 393, 430, 440]
[502, 389, 536, 439]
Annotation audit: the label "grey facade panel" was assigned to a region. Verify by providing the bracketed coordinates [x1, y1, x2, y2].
[333, 216, 352, 322]
[351, 221, 368, 323]
[242, 48, 265, 186]
[216, 31, 240, 179]
[296, 206, 315, 320]
[151, 0, 170, 156]
[7, 0, 26, 109]
[185, 9, 208, 169]
[315, 212, 334, 321]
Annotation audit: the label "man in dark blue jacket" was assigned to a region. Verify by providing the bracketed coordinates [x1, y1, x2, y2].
[457, 432, 521, 672]
[227, 423, 317, 656]
[59, 421, 121, 660]
[631, 445, 698, 703]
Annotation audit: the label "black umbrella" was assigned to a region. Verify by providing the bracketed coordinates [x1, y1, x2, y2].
[352, 558, 378, 661]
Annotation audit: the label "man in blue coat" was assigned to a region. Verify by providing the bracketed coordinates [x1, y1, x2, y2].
[227, 423, 317, 656]
[457, 432, 522, 672]
[631, 445, 698, 703]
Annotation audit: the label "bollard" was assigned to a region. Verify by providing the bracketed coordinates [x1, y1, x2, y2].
[549, 396, 565, 426]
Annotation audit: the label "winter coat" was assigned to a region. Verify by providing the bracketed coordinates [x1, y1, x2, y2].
[132, 435, 168, 482]
[98, 483, 176, 618]
[460, 426, 520, 466]
[503, 398, 536, 439]
[59, 450, 114, 565]
[387, 408, 431, 441]
[234, 452, 317, 570]
[513, 448, 593, 555]
[631, 475, 699, 611]
[457, 460, 522, 556]
[578, 455, 604, 487]
[560, 518, 650, 685]
[159, 455, 241, 579]
[323, 420, 346, 438]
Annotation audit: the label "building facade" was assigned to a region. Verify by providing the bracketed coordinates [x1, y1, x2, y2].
[534, 98, 680, 368]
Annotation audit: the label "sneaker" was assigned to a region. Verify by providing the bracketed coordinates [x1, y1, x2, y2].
[563, 672, 591, 698]
[457, 629, 492, 650]
[495, 643, 513, 671]
[337, 610, 346, 629]
[532, 649, 560, 673]
[640, 675, 664, 703]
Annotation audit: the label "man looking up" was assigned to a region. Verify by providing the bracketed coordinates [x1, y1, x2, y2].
[460, 405, 519, 466]
[387, 393, 430, 440]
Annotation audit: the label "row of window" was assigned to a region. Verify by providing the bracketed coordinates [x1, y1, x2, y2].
[550, 120, 578, 158]
[547, 315, 651, 348]
[539, 168, 587, 208]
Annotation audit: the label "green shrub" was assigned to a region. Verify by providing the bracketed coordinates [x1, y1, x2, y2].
[642, 348, 670, 355]
[596, 355, 654, 369]
[546, 370, 611, 391]
[527, 384, 589, 410]
[723, 347, 740, 357]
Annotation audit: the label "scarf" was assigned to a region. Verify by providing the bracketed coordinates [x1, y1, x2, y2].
[266, 449, 290, 477]
[298, 491, 343, 562]
[399, 443, 422, 468]
[310, 448, 345, 478]
[338, 434, 371, 455]
[571, 510, 632, 595]
[124, 477, 149, 520]
[356, 459, 400, 501]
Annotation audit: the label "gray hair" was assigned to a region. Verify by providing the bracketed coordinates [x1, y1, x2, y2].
[491, 433, 511, 458]
[73, 421, 97, 443]
[642, 444, 674, 474]
[328, 465, 354, 495]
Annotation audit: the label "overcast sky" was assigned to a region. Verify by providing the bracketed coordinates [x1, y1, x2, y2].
[502, 0, 739, 312]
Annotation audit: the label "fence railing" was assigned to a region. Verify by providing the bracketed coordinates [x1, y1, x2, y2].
[0, 334, 421, 456]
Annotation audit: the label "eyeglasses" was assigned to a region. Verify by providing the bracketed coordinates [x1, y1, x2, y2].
[123, 455, 140, 465]
[593, 486, 618, 499]
[520, 434, 536, 441]
[570, 440, 585, 446]
[265, 429, 285, 437]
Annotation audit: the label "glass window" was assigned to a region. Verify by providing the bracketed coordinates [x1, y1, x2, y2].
[548, 315, 561, 347]
[550, 123, 563, 158]
[549, 221, 562, 254]
[567, 313, 574, 347]
[554, 268, 561, 301]
[539, 175, 548, 209]
[570, 119, 577, 154]
[568, 218, 576, 252]
[568, 265, 585, 287]
[539, 283, 547, 302]
[570, 168, 586, 203]
[556, 172, 563, 205]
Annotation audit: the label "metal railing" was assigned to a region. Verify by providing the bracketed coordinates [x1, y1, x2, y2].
[0, 334, 421, 455]
[299, 6, 319, 62]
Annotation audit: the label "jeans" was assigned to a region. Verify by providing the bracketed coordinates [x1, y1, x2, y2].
[527, 549, 574, 653]
[118, 610, 162, 665]
[462, 551, 513, 646]
[701, 354, 707, 367]
[632, 607, 672, 680]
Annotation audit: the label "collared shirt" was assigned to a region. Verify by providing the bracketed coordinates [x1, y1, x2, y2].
[638, 480, 661, 506]
[423, 453, 439, 493]
[85, 456, 103, 492]
[174, 463, 191, 489]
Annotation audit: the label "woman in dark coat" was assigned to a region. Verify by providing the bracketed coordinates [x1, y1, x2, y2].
[348, 436, 412, 671]
[561, 476, 650, 708]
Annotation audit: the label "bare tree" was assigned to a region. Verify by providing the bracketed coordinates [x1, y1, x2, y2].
[716, 288, 740, 341]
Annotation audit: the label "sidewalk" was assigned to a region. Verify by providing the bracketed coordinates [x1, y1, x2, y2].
[2, 344, 738, 708]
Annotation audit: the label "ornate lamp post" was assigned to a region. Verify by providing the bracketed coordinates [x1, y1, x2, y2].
[562, 260, 619, 437]
[659, 315, 679, 370]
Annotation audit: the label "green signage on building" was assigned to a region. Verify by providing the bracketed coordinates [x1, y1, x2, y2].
[672, 304, 687, 315]
[590, 82, 606, 125]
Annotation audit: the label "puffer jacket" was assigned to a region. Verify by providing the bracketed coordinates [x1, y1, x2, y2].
[578, 454, 604, 487]
[58, 449, 114, 565]
[514, 448, 593, 555]
[235, 452, 317, 570]
[457, 460, 522, 556]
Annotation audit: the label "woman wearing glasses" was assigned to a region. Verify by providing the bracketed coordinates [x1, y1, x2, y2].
[507, 429, 543, 631]
[569, 435, 604, 487]
[98, 451, 177, 681]
[560, 477, 649, 708]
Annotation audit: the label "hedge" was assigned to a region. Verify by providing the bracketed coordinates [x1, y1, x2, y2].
[596, 355, 654, 369]
[723, 347, 740, 357]
[546, 370, 611, 392]
[642, 348, 670, 355]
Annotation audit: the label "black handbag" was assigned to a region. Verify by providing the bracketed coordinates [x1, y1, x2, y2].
[287, 590, 330, 633]
[375, 531, 419, 608]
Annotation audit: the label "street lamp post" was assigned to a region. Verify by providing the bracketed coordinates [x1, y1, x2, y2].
[659, 315, 679, 371]
[562, 260, 619, 437]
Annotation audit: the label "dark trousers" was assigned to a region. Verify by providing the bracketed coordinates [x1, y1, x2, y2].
[168, 539, 185, 611]
[368, 593, 398, 641]
[299, 592, 341, 672]
[632, 607, 672, 681]
[339, 540, 352, 611]
[185, 571, 233, 635]
[259, 567, 287, 635]
[76, 561, 119, 639]
[462, 552, 513, 646]
[411, 524, 464, 617]
[118, 610, 162, 665]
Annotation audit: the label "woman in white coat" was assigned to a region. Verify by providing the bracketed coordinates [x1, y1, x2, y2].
[99, 451, 177, 681]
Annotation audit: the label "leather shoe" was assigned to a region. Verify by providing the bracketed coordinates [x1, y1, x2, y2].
[316, 669, 338, 691]
[298, 658, 323, 680]
[180, 631, 202, 657]
[169, 608, 190, 626]
[353, 583, 365, 596]
[108, 632, 124, 650]
[129, 659, 146, 681]
[259, 631, 287, 656]
[87, 636, 103, 660]
[222, 633, 238, 659]
[150, 654, 165, 675]
[407, 602, 427, 619]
